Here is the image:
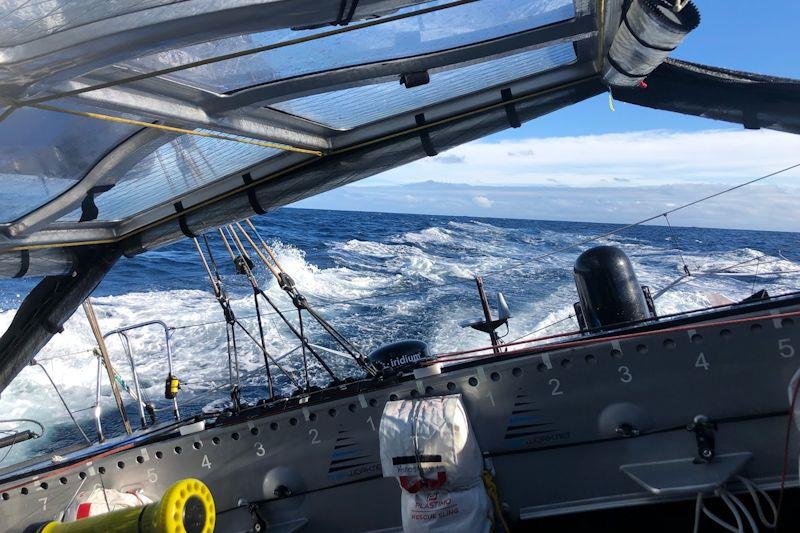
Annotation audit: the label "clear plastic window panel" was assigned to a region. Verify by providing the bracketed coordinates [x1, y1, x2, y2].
[0, 106, 136, 222]
[0, 0, 182, 47]
[119, 0, 575, 93]
[270, 42, 577, 130]
[60, 132, 280, 222]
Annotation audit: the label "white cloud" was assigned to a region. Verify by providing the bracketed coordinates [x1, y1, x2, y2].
[472, 195, 493, 208]
[294, 182, 800, 232]
[364, 129, 800, 187]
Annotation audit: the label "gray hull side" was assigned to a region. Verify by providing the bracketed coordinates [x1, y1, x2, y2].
[1, 302, 798, 532]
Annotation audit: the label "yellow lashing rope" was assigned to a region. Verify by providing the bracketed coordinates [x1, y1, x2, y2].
[31, 103, 324, 156]
[482, 469, 511, 533]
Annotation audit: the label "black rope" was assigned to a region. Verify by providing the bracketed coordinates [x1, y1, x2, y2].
[253, 288, 274, 398]
[414, 113, 438, 157]
[298, 309, 311, 390]
[501, 88, 521, 128]
[13, 250, 29, 278]
[174, 201, 196, 239]
[79, 184, 114, 222]
[242, 173, 266, 215]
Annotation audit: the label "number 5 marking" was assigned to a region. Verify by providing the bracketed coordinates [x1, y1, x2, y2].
[779, 338, 795, 358]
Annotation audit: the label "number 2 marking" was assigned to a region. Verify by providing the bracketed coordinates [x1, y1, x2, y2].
[779, 338, 795, 358]
[309, 428, 320, 444]
[549, 378, 563, 396]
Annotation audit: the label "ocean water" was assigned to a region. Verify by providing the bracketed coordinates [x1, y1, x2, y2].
[0, 208, 798, 465]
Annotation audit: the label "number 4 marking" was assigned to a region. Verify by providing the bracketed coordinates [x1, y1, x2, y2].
[695, 353, 709, 370]
[201, 455, 212, 469]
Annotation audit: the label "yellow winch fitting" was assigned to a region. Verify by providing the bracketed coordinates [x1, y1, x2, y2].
[165, 373, 180, 400]
[39, 478, 215, 533]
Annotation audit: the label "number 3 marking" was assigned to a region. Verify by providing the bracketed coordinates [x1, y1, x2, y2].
[618, 366, 633, 383]
[255, 442, 265, 457]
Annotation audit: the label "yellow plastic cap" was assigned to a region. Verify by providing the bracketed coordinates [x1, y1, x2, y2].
[155, 478, 215, 533]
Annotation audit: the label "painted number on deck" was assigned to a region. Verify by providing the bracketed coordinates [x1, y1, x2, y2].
[695, 353, 709, 370]
[549, 378, 563, 396]
[309, 428, 320, 444]
[618, 366, 633, 383]
[779, 339, 795, 358]
[147, 468, 158, 483]
[255, 442, 265, 457]
[366, 416, 376, 432]
[201, 455, 212, 469]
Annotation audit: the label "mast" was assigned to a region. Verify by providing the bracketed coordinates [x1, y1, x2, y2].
[82, 298, 132, 435]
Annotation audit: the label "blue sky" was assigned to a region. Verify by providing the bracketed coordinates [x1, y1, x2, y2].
[296, 1, 800, 231]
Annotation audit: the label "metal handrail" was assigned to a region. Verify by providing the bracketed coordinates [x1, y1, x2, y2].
[94, 320, 180, 441]
[115, 331, 148, 430]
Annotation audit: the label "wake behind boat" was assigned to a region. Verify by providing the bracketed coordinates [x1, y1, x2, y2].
[0, 0, 798, 531]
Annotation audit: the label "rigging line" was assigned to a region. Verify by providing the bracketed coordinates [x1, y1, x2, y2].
[253, 272, 275, 398]
[244, 218, 286, 273]
[298, 308, 311, 390]
[35, 363, 91, 444]
[16, 0, 480, 108]
[751, 255, 761, 294]
[507, 314, 577, 344]
[228, 223, 338, 381]
[27, 103, 323, 156]
[232, 317, 302, 388]
[663, 213, 690, 275]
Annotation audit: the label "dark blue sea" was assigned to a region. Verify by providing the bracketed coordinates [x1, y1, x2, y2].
[0, 208, 798, 464]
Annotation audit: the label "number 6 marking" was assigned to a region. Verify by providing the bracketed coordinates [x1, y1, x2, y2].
[779, 338, 795, 358]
